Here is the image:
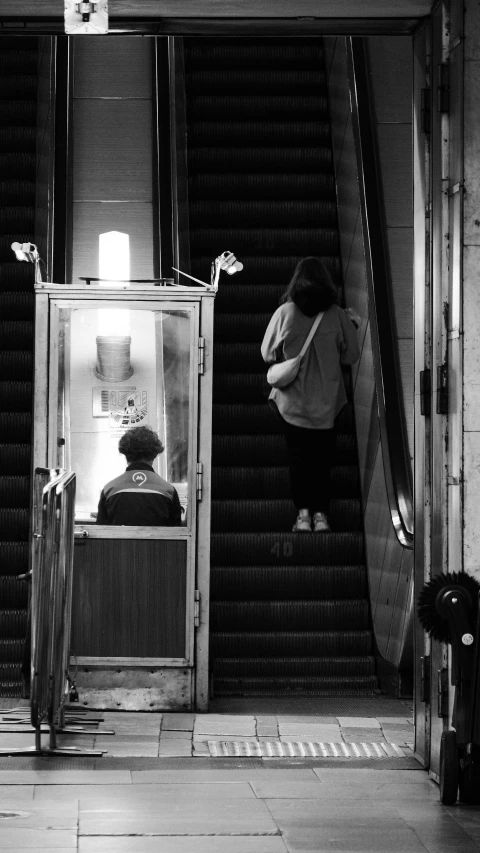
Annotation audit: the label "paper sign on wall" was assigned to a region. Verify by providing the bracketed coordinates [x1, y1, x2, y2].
[109, 390, 148, 436]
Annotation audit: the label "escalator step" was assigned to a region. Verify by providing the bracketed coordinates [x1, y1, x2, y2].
[0, 352, 32, 380]
[214, 288, 284, 317]
[187, 95, 328, 121]
[0, 101, 36, 127]
[0, 577, 28, 609]
[189, 147, 332, 175]
[0, 412, 31, 440]
[212, 403, 353, 434]
[190, 200, 337, 229]
[192, 255, 340, 285]
[213, 343, 275, 372]
[214, 675, 378, 695]
[186, 42, 324, 69]
[0, 382, 33, 412]
[0, 51, 38, 74]
[0, 476, 30, 507]
[0, 207, 35, 233]
[0, 291, 34, 318]
[0, 76, 37, 99]
[0, 639, 23, 663]
[211, 599, 368, 631]
[187, 70, 326, 95]
[211, 565, 367, 600]
[189, 121, 331, 147]
[213, 657, 375, 677]
[0, 509, 29, 542]
[213, 373, 270, 404]
[212, 433, 356, 466]
[0, 129, 36, 154]
[189, 173, 335, 202]
[212, 467, 359, 499]
[0, 178, 36, 202]
[192, 226, 337, 258]
[0, 153, 35, 180]
[0, 322, 33, 349]
[0, 264, 35, 291]
[210, 630, 373, 657]
[0, 542, 29, 575]
[211, 498, 361, 532]
[0, 442, 31, 475]
[0, 609, 27, 638]
[213, 313, 272, 343]
[0, 682, 22, 697]
[0, 664, 23, 689]
[211, 532, 364, 566]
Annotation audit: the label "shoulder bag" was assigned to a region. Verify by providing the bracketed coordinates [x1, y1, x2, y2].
[266, 311, 324, 390]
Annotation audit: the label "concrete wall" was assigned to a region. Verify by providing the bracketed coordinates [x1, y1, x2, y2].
[463, 0, 480, 584]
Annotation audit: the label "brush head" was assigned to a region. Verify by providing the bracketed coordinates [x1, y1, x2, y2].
[417, 572, 480, 642]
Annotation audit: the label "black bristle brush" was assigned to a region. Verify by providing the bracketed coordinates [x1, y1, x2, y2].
[417, 571, 480, 643]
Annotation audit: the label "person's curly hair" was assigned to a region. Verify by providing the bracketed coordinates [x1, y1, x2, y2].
[118, 426, 164, 462]
[281, 257, 338, 317]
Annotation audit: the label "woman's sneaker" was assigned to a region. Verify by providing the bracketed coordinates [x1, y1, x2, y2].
[292, 509, 311, 532]
[313, 512, 330, 532]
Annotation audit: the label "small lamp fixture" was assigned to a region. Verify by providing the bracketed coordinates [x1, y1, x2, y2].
[64, 0, 108, 34]
[172, 250, 243, 292]
[11, 241, 43, 282]
[11, 241, 38, 263]
[211, 251, 243, 290]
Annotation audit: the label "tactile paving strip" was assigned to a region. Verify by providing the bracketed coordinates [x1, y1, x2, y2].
[208, 741, 405, 759]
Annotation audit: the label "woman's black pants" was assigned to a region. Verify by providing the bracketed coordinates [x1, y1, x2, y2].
[280, 418, 336, 514]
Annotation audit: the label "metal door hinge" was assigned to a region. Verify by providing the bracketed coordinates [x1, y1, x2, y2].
[420, 369, 431, 416]
[421, 88, 431, 134]
[436, 363, 448, 414]
[196, 462, 203, 501]
[437, 63, 449, 113]
[438, 667, 449, 718]
[420, 655, 430, 703]
[198, 337, 205, 374]
[194, 589, 200, 627]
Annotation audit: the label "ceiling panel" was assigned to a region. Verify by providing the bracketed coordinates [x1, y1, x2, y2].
[0, 0, 434, 19]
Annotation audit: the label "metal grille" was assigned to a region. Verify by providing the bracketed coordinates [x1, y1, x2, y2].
[208, 740, 405, 759]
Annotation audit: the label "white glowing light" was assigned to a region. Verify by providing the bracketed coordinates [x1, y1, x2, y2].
[98, 308, 130, 336]
[99, 231, 130, 284]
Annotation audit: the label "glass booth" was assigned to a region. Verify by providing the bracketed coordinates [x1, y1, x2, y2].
[34, 283, 214, 710]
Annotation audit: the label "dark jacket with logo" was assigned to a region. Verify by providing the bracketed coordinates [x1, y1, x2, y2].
[96, 462, 182, 526]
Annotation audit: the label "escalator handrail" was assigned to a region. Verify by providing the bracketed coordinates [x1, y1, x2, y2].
[346, 37, 414, 549]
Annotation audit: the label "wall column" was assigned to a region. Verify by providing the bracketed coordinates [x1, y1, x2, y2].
[462, 0, 480, 584]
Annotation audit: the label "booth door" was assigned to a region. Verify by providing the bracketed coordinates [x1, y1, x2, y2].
[49, 299, 199, 669]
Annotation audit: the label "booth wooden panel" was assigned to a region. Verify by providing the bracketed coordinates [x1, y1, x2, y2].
[72, 538, 187, 658]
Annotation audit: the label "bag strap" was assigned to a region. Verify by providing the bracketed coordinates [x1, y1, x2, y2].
[298, 311, 325, 359]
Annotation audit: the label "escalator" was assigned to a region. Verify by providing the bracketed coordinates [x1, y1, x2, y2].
[0, 37, 37, 697]
[185, 38, 378, 696]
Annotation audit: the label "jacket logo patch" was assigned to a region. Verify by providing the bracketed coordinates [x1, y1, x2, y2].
[132, 472, 147, 486]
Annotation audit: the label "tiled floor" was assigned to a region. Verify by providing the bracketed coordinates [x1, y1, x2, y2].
[0, 701, 478, 851]
[0, 706, 416, 757]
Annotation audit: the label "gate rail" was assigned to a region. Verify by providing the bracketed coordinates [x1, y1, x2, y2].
[0, 468, 108, 755]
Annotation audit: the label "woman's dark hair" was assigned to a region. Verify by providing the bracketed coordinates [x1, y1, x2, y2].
[281, 257, 338, 317]
[118, 426, 164, 462]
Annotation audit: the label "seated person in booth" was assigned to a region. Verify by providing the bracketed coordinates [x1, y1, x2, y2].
[96, 426, 182, 526]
